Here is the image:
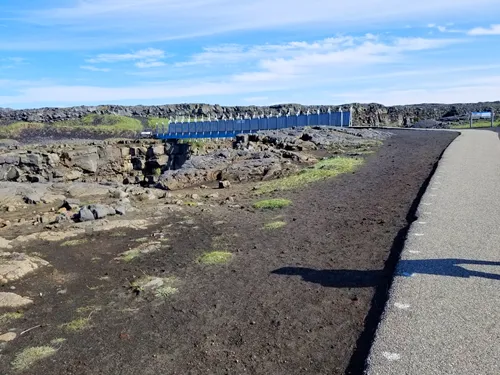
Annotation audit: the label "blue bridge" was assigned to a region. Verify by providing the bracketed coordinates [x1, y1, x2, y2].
[152, 109, 352, 140]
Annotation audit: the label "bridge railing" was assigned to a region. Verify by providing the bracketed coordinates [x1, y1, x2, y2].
[153, 109, 352, 139]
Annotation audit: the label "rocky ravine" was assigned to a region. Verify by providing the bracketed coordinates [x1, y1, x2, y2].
[1, 101, 499, 127]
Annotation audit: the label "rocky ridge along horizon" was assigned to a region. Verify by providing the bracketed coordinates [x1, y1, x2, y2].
[1, 101, 499, 127]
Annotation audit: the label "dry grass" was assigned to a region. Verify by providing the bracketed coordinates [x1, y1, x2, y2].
[11, 346, 57, 371]
[61, 238, 88, 247]
[264, 221, 287, 230]
[0, 311, 24, 324]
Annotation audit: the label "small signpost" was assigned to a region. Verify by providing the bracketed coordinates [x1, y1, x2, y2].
[470, 110, 495, 128]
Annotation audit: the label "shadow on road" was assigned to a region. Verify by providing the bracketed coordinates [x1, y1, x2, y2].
[272, 258, 500, 288]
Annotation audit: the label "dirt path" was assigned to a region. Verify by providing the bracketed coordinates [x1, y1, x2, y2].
[0, 130, 457, 375]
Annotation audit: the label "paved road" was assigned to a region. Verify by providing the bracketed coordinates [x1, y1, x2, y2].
[367, 130, 500, 375]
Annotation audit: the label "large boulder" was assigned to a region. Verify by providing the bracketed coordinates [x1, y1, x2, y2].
[78, 207, 95, 222]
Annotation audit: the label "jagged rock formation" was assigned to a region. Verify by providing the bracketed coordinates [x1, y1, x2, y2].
[1, 102, 499, 127]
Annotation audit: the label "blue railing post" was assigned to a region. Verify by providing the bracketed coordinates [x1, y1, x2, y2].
[340, 108, 343, 127]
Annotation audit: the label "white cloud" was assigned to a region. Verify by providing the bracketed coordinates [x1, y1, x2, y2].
[86, 48, 165, 63]
[80, 65, 111, 72]
[243, 96, 269, 103]
[176, 35, 459, 74]
[12, 0, 499, 50]
[427, 24, 462, 33]
[135, 61, 166, 68]
[84, 47, 167, 69]
[468, 24, 500, 35]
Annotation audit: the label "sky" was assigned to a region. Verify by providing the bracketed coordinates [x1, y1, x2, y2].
[0, 0, 500, 109]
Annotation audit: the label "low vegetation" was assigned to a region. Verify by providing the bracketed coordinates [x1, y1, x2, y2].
[1, 114, 143, 138]
[253, 198, 292, 210]
[198, 251, 233, 265]
[147, 117, 170, 129]
[155, 277, 179, 298]
[0, 311, 24, 324]
[50, 338, 67, 345]
[61, 238, 88, 247]
[0, 122, 44, 138]
[120, 248, 141, 262]
[264, 221, 287, 230]
[450, 120, 500, 129]
[255, 156, 364, 194]
[60, 317, 92, 332]
[11, 346, 57, 371]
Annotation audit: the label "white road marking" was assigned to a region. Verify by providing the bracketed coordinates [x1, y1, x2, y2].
[418, 221, 427, 224]
[429, 194, 437, 197]
[382, 352, 401, 361]
[414, 233, 425, 236]
[394, 302, 411, 310]
[431, 187, 439, 190]
[409, 250, 421, 254]
[423, 203, 432, 206]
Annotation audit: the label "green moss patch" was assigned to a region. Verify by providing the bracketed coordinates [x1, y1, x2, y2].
[253, 198, 292, 210]
[198, 251, 233, 265]
[60, 317, 92, 332]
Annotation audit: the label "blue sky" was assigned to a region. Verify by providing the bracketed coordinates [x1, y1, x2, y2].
[1, 0, 500, 109]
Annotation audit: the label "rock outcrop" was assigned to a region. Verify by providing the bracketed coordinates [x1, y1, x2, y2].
[0, 139, 190, 184]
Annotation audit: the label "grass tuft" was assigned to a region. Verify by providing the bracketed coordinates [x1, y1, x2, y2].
[264, 221, 287, 230]
[253, 198, 292, 210]
[255, 157, 364, 194]
[61, 238, 88, 247]
[155, 278, 179, 298]
[0, 311, 24, 324]
[198, 251, 233, 265]
[60, 317, 92, 332]
[11, 346, 57, 371]
[50, 338, 67, 345]
[121, 248, 141, 262]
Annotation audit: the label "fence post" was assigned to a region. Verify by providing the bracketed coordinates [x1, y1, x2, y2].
[349, 106, 353, 127]
[328, 108, 332, 126]
[340, 108, 344, 127]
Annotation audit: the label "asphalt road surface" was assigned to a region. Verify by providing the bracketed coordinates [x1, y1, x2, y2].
[367, 129, 500, 375]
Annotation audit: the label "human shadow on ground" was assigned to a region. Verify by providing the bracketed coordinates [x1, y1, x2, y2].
[272, 258, 500, 288]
